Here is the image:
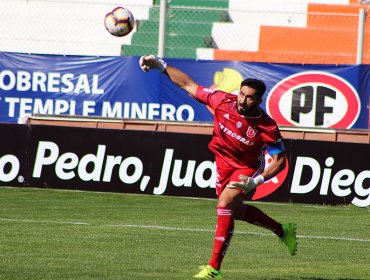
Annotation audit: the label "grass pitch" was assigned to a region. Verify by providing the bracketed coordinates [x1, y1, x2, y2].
[0, 187, 369, 280]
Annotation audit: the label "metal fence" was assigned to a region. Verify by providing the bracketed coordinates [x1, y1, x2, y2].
[0, 0, 368, 64]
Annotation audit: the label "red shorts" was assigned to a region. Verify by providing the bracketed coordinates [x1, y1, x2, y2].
[215, 156, 258, 198]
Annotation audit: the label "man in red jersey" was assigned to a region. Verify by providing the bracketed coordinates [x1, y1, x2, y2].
[139, 55, 297, 279]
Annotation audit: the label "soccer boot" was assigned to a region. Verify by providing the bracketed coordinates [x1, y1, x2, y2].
[193, 265, 223, 278]
[280, 223, 298, 256]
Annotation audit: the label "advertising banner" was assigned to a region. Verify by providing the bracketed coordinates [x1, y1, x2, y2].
[26, 125, 215, 197]
[0, 52, 369, 128]
[0, 124, 368, 207]
[0, 124, 28, 186]
[259, 139, 370, 207]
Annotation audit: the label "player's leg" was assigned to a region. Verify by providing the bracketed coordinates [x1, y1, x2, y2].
[206, 165, 259, 272]
[234, 204, 297, 256]
[208, 188, 243, 270]
[194, 188, 243, 278]
[235, 204, 284, 237]
[225, 168, 282, 235]
[194, 158, 241, 278]
[230, 166, 298, 256]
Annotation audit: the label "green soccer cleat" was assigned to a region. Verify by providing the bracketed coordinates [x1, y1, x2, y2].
[280, 223, 298, 256]
[193, 265, 223, 278]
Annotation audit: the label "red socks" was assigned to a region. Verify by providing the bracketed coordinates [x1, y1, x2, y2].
[208, 205, 283, 270]
[238, 204, 284, 237]
[208, 207, 234, 270]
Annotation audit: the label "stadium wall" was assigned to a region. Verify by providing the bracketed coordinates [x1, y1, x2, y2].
[0, 123, 369, 207]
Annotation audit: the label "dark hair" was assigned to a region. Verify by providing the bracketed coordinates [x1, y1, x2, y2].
[240, 78, 266, 98]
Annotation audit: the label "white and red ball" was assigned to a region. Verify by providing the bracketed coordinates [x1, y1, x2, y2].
[104, 7, 134, 37]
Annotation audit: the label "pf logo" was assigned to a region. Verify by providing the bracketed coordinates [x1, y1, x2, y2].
[266, 71, 361, 128]
[252, 152, 289, 200]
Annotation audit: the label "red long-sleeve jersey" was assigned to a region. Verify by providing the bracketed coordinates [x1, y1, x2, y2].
[195, 86, 283, 171]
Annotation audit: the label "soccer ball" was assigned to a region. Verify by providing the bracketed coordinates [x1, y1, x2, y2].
[104, 7, 134, 37]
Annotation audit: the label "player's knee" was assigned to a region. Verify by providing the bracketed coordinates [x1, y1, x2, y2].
[217, 190, 243, 210]
[217, 199, 232, 209]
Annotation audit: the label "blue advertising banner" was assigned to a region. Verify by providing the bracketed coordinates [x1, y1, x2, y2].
[0, 52, 369, 128]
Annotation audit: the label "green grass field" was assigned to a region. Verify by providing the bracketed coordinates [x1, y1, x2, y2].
[0, 187, 369, 280]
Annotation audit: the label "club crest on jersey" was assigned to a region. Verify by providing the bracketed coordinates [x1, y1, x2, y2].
[236, 121, 242, 128]
[246, 126, 257, 138]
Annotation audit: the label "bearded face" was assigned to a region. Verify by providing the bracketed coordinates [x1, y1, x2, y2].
[236, 86, 262, 116]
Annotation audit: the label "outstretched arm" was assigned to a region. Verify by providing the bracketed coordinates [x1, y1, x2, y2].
[163, 65, 198, 97]
[139, 55, 198, 97]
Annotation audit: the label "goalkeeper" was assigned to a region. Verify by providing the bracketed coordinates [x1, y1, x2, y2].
[139, 55, 298, 279]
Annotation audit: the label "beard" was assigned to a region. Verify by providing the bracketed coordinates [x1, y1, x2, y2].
[237, 103, 250, 115]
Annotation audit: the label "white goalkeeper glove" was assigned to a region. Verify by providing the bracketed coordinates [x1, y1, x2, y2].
[226, 174, 265, 194]
[139, 55, 167, 73]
